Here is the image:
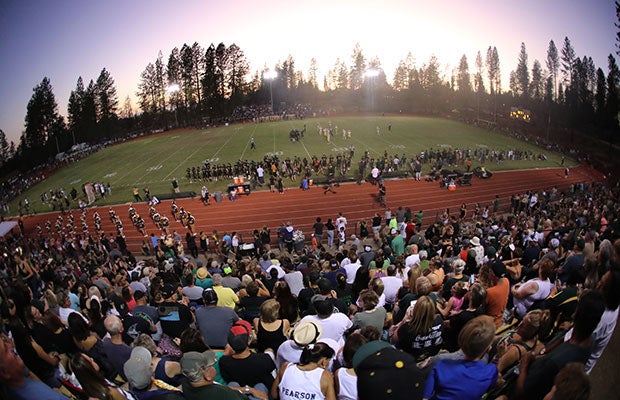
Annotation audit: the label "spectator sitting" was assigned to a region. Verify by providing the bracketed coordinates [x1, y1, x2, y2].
[253, 299, 290, 354]
[181, 350, 247, 400]
[276, 321, 322, 369]
[101, 315, 132, 381]
[195, 288, 240, 349]
[238, 281, 270, 322]
[132, 334, 184, 388]
[219, 320, 275, 397]
[212, 274, 240, 309]
[423, 315, 498, 399]
[123, 346, 183, 399]
[351, 289, 387, 333]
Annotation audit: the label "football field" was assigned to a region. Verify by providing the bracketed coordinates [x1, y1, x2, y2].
[11, 115, 572, 214]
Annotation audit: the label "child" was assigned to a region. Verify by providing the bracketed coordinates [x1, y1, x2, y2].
[437, 281, 468, 318]
[311, 233, 318, 249]
[423, 316, 498, 400]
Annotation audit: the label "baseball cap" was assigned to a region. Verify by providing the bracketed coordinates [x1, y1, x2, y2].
[329, 259, 338, 269]
[202, 288, 218, 305]
[123, 347, 153, 390]
[292, 321, 322, 346]
[223, 266, 233, 275]
[550, 238, 560, 249]
[180, 351, 217, 377]
[364, 245, 372, 252]
[133, 290, 146, 301]
[227, 320, 252, 353]
[311, 294, 328, 304]
[160, 283, 177, 299]
[390, 228, 398, 235]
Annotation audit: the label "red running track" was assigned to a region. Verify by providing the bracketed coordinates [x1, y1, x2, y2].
[17, 165, 604, 254]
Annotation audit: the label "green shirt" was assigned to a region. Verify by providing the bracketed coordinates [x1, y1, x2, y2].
[391, 235, 405, 257]
[182, 381, 249, 400]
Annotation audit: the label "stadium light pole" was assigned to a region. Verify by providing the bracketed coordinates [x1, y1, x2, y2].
[263, 70, 277, 114]
[365, 69, 379, 112]
[166, 83, 180, 127]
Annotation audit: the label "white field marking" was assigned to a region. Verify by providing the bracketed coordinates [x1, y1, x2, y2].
[349, 136, 380, 156]
[70, 179, 82, 184]
[239, 124, 259, 160]
[112, 140, 178, 185]
[163, 127, 236, 181]
[146, 165, 163, 172]
[286, 120, 311, 158]
[103, 172, 117, 178]
[300, 139, 312, 158]
[171, 136, 180, 139]
[476, 144, 489, 148]
[390, 144, 406, 149]
[203, 157, 220, 163]
[437, 144, 451, 148]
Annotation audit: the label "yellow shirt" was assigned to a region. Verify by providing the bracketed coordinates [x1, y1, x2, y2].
[213, 285, 239, 309]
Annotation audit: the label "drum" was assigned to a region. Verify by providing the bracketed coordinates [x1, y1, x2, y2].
[309, 179, 313, 186]
[233, 176, 240, 184]
[239, 176, 245, 184]
[237, 186, 244, 194]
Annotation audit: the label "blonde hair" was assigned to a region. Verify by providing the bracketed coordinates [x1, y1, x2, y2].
[260, 299, 281, 323]
[407, 296, 436, 336]
[408, 265, 422, 294]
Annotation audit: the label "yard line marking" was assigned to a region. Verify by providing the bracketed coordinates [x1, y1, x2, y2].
[111, 129, 201, 185]
[239, 124, 259, 160]
[286, 121, 311, 158]
[161, 128, 226, 181]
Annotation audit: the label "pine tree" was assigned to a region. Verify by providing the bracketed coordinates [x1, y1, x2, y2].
[515, 42, 530, 97]
[561, 37, 576, 87]
[95, 68, 119, 137]
[22, 77, 61, 150]
[67, 77, 85, 144]
[456, 54, 471, 93]
[546, 40, 559, 100]
[349, 43, 366, 91]
[531, 60, 544, 100]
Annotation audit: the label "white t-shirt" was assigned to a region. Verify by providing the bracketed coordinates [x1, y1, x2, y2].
[381, 276, 404, 304]
[405, 253, 420, 268]
[343, 261, 361, 285]
[299, 313, 353, 347]
[284, 271, 305, 296]
[336, 216, 348, 230]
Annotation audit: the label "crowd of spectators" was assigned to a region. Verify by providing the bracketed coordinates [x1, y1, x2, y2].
[0, 171, 619, 399]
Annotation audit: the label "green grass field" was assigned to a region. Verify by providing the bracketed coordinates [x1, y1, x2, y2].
[11, 115, 573, 215]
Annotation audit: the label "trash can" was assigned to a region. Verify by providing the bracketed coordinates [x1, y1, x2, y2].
[294, 239, 305, 252]
[214, 191, 222, 203]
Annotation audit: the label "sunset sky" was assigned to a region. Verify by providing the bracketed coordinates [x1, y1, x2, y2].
[0, 0, 616, 145]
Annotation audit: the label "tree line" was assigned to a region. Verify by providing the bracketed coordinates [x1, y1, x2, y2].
[3, 5, 620, 173]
